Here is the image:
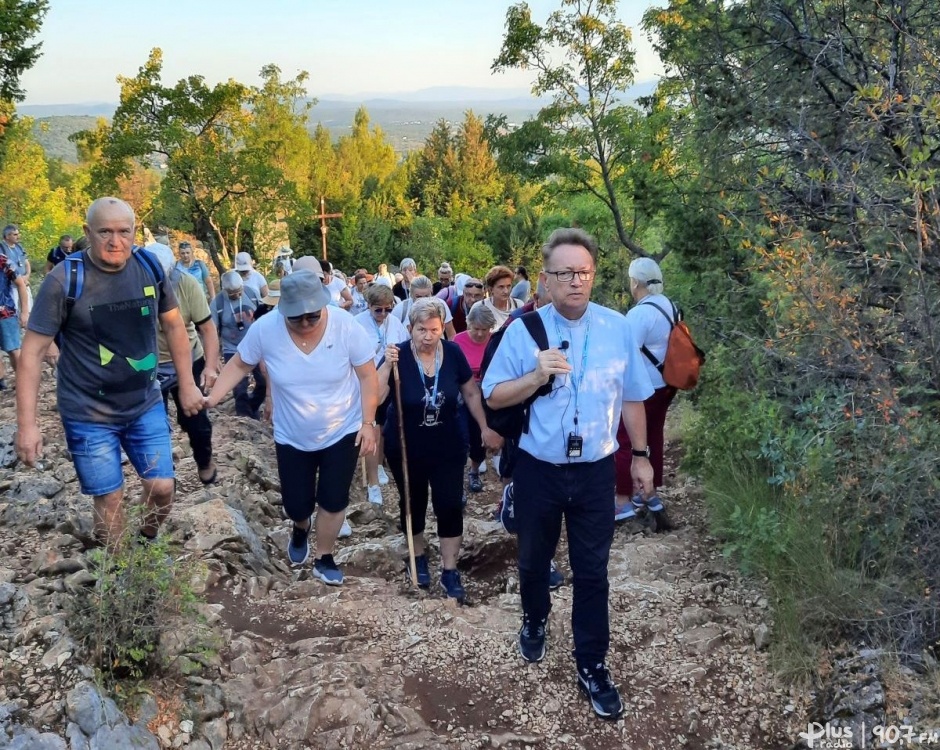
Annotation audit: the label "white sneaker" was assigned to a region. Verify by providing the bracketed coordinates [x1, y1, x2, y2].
[478, 460, 487, 474]
[492, 454, 500, 475]
[339, 519, 352, 538]
[377, 465, 390, 486]
[367, 485, 383, 505]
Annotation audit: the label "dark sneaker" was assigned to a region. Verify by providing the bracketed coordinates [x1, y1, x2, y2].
[440, 569, 465, 601]
[549, 561, 564, 591]
[468, 473, 484, 493]
[412, 554, 431, 588]
[499, 482, 518, 535]
[312, 554, 344, 586]
[0, 378, 6, 391]
[577, 663, 624, 720]
[646, 495, 676, 532]
[287, 523, 310, 566]
[518, 614, 547, 663]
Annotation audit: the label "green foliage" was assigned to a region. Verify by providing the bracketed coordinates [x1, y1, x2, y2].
[70, 534, 201, 684]
[0, 0, 48, 103]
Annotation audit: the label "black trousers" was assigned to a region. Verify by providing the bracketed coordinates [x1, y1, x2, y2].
[513, 450, 615, 668]
[161, 356, 213, 471]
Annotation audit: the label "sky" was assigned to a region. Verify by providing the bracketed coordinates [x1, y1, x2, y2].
[20, 0, 665, 104]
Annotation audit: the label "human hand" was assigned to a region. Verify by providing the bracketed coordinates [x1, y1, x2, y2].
[15, 423, 43, 467]
[44, 342, 60, 368]
[534, 347, 572, 385]
[202, 360, 221, 391]
[355, 424, 378, 456]
[179, 382, 205, 416]
[19, 311, 28, 328]
[481, 427, 504, 451]
[384, 344, 399, 364]
[631, 457, 654, 499]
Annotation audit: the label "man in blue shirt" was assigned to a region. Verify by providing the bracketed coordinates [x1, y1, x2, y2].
[482, 227, 654, 721]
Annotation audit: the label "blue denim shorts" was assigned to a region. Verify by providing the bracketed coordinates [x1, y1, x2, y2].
[0, 316, 21, 352]
[62, 401, 174, 496]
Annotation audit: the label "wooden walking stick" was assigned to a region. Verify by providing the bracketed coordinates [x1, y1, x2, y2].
[360, 457, 368, 489]
[393, 361, 419, 586]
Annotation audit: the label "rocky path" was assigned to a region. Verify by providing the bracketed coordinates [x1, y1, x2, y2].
[0, 377, 803, 749]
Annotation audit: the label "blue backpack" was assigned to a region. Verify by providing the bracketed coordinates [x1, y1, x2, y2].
[57, 247, 164, 346]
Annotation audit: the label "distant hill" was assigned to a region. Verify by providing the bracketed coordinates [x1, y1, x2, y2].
[22, 81, 659, 162]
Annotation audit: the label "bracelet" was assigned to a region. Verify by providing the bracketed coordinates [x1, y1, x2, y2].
[362, 420, 378, 428]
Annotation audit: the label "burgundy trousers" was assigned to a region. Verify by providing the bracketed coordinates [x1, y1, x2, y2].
[614, 385, 677, 496]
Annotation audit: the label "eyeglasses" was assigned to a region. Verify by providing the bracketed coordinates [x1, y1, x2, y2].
[371, 306, 393, 314]
[464, 282, 483, 289]
[287, 312, 322, 324]
[545, 269, 594, 283]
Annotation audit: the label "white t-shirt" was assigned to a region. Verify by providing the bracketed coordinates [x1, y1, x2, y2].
[237, 307, 374, 451]
[392, 297, 454, 327]
[355, 310, 409, 365]
[240, 269, 268, 297]
[326, 276, 347, 307]
[471, 297, 522, 332]
[626, 294, 675, 390]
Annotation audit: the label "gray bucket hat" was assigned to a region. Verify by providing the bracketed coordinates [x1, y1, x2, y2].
[278, 270, 331, 318]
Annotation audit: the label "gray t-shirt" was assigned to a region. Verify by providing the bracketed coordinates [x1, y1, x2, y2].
[28, 249, 178, 422]
[210, 289, 260, 355]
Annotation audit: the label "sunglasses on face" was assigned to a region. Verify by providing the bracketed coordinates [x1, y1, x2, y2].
[464, 282, 483, 289]
[371, 306, 393, 314]
[288, 312, 322, 324]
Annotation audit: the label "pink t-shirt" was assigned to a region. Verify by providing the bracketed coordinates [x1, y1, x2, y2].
[453, 331, 489, 382]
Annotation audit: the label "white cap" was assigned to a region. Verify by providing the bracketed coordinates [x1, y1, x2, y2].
[293, 255, 325, 279]
[234, 252, 253, 271]
[628, 257, 664, 290]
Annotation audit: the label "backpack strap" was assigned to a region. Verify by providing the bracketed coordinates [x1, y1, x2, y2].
[638, 299, 675, 372]
[518, 311, 552, 434]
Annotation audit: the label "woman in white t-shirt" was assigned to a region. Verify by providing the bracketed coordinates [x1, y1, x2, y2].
[355, 284, 409, 505]
[207, 270, 379, 586]
[470, 265, 522, 332]
[391, 275, 456, 339]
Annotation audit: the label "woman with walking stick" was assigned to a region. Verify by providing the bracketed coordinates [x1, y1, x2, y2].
[378, 299, 501, 599]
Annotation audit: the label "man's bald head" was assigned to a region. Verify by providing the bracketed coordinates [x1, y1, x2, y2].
[86, 197, 135, 227]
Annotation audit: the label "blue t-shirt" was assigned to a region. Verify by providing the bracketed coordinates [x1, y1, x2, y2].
[176, 259, 211, 294]
[3, 243, 27, 277]
[0, 253, 21, 315]
[382, 340, 473, 460]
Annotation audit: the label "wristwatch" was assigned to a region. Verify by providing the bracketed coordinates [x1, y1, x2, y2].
[363, 420, 378, 428]
[631, 447, 651, 458]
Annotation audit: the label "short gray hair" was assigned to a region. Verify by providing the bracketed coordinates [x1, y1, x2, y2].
[400, 257, 417, 272]
[466, 303, 496, 330]
[541, 227, 598, 265]
[410, 275, 433, 295]
[409, 297, 447, 327]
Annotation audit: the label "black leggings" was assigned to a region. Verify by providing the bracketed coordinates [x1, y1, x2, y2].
[275, 432, 359, 521]
[462, 404, 486, 465]
[386, 450, 466, 539]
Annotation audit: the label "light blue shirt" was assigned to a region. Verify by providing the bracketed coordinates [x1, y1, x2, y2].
[482, 302, 653, 464]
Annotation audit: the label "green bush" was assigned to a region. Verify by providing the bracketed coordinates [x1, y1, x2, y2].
[70, 532, 201, 683]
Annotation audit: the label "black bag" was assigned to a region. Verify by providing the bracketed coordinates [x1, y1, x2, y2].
[480, 311, 553, 440]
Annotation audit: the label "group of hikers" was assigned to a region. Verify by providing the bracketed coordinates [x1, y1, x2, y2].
[4, 196, 683, 721]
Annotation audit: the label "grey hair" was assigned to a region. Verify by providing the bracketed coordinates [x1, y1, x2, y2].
[541, 227, 598, 265]
[409, 275, 433, 295]
[409, 297, 447, 327]
[466, 303, 496, 330]
[399, 257, 417, 271]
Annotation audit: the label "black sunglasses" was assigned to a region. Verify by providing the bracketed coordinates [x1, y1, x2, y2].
[371, 306, 393, 314]
[287, 312, 322, 323]
[464, 282, 483, 289]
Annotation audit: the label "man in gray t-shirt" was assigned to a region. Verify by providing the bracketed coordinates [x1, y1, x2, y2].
[15, 197, 204, 548]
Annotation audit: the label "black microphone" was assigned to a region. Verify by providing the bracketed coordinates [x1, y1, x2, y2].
[559, 340, 570, 351]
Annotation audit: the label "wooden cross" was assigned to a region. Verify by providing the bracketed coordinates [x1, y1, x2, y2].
[315, 196, 342, 261]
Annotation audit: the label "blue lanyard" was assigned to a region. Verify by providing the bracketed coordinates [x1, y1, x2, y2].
[554, 310, 591, 426]
[371, 315, 387, 353]
[412, 342, 441, 404]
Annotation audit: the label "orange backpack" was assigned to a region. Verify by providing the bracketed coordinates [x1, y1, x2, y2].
[640, 300, 706, 390]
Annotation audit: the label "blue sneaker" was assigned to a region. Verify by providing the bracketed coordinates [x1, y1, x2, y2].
[577, 663, 624, 720]
[287, 523, 310, 566]
[468, 473, 484, 493]
[411, 554, 431, 588]
[614, 494, 644, 522]
[312, 554, 344, 586]
[549, 561, 564, 590]
[440, 569, 465, 601]
[500, 482, 517, 535]
[518, 614, 547, 663]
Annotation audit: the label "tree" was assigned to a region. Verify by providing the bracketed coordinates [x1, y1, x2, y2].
[493, 0, 652, 256]
[79, 49, 301, 272]
[0, 0, 48, 102]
